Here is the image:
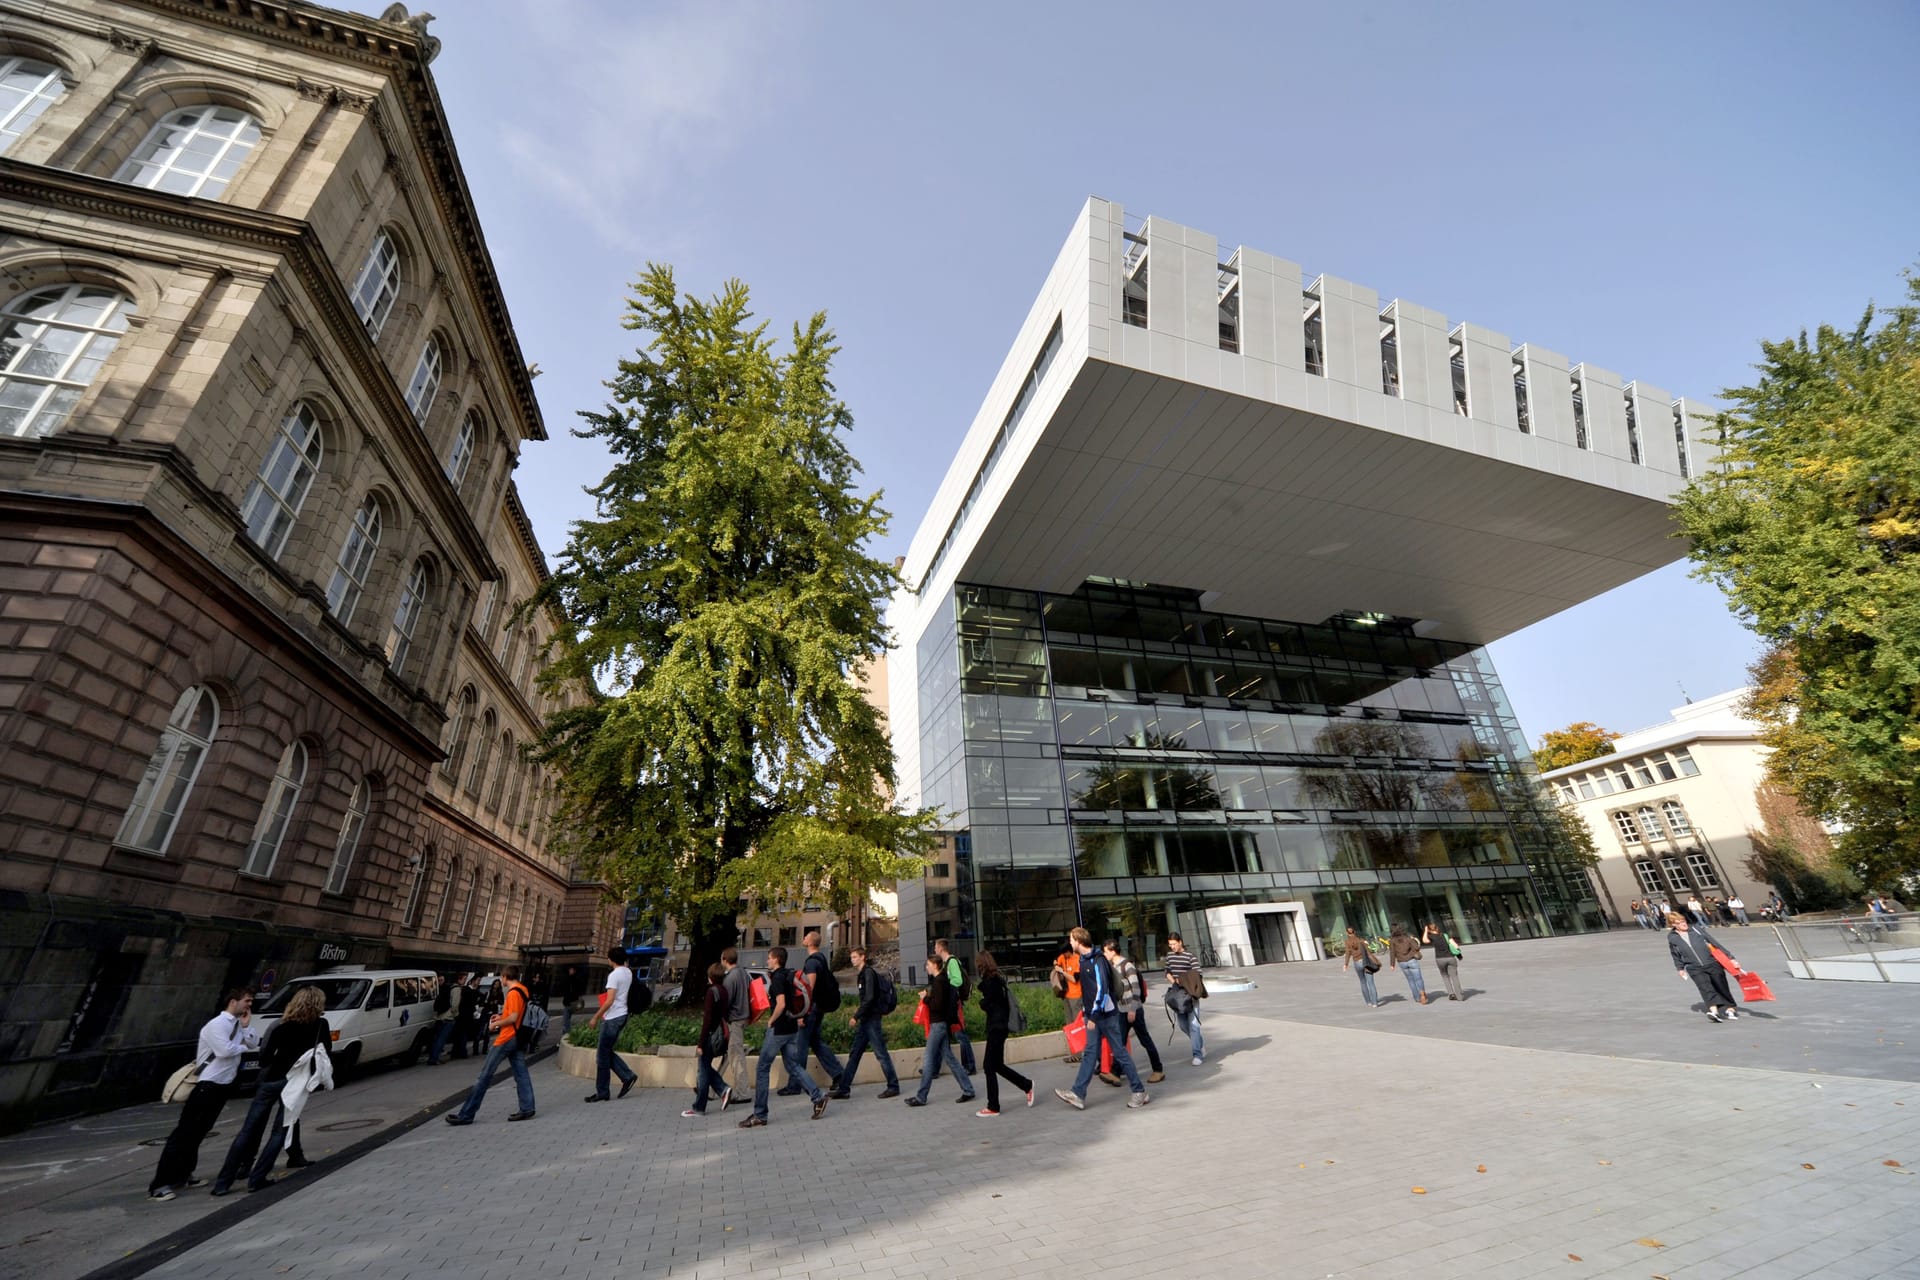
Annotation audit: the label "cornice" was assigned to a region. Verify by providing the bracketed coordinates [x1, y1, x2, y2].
[0, 158, 500, 582]
[120, 0, 548, 443]
[419, 789, 566, 886]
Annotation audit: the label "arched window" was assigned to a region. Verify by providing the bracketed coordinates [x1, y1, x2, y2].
[242, 740, 308, 877]
[446, 413, 476, 488]
[0, 284, 135, 438]
[239, 402, 322, 558]
[401, 844, 433, 926]
[442, 685, 476, 780]
[116, 105, 261, 199]
[349, 231, 401, 339]
[465, 708, 496, 796]
[458, 864, 479, 935]
[1, 56, 64, 153]
[404, 337, 441, 421]
[116, 684, 218, 854]
[1637, 805, 1667, 841]
[325, 776, 372, 894]
[486, 731, 513, 811]
[325, 495, 381, 623]
[479, 873, 499, 939]
[383, 558, 430, 671]
[434, 854, 461, 931]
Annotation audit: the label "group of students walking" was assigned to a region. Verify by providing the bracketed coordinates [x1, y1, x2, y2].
[1340, 920, 1466, 1007]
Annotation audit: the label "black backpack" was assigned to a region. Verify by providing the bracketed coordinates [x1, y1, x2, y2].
[870, 969, 898, 1016]
[808, 956, 841, 1012]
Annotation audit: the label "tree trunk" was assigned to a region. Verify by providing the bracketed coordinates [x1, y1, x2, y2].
[679, 912, 741, 1010]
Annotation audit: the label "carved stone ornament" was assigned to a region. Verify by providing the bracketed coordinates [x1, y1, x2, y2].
[379, 6, 442, 63]
[106, 29, 157, 58]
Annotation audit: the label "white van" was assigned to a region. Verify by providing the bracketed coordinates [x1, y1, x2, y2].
[252, 967, 441, 1072]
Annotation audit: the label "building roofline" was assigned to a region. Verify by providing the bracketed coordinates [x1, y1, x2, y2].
[1539, 729, 1761, 779]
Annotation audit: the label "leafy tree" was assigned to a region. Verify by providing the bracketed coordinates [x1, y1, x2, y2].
[1674, 275, 1920, 886]
[1532, 721, 1620, 772]
[528, 267, 939, 1004]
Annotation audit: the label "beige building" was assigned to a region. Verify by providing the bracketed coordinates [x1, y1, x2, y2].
[0, 0, 609, 1125]
[1542, 690, 1780, 921]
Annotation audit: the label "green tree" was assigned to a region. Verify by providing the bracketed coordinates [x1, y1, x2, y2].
[528, 266, 939, 1004]
[1674, 275, 1920, 886]
[1531, 721, 1620, 772]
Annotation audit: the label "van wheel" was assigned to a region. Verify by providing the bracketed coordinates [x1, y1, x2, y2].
[334, 1043, 361, 1075]
[628, 984, 653, 1015]
[400, 1031, 430, 1067]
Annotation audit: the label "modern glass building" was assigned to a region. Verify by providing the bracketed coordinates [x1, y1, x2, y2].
[890, 199, 1713, 973]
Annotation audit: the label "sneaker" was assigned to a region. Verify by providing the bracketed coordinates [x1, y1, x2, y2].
[1725, 1008, 1740, 1020]
[583, 1093, 608, 1103]
[444, 1115, 474, 1126]
[718, 1087, 733, 1111]
[1127, 1092, 1151, 1109]
[1191, 1056, 1204, 1067]
[904, 1097, 927, 1107]
[1706, 1011, 1724, 1023]
[975, 1108, 1000, 1118]
[1147, 1070, 1165, 1084]
[737, 1116, 767, 1128]
[507, 1111, 535, 1122]
[1055, 1088, 1084, 1110]
[147, 1187, 176, 1202]
[681, 1109, 705, 1118]
[955, 1094, 976, 1104]
[1098, 1071, 1123, 1088]
[617, 1079, 635, 1099]
[877, 1087, 901, 1099]
[811, 1097, 829, 1120]
[1025, 1088, 1035, 1107]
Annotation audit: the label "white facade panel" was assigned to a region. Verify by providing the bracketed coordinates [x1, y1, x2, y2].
[1456, 322, 1519, 431]
[1573, 363, 1630, 462]
[1388, 299, 1452, 413]
[1626, 381, 1676, 477]
[1518, 344, 1575, 448]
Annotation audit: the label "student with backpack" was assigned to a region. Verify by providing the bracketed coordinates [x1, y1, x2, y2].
[780, 929, 845, 1097]
[445, 966, 535, 1126]
[906, 955, 975, 1107]
[1101, 938, 1164, 1085]
[932, 937, 977, 1076]
[829, 946, 900, 1099]
[739, 946, 828, 1127]
[972, 951, 1032, 1117]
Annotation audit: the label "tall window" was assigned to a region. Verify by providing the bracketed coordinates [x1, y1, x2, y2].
[349, 232, 400, 339]
[1685, 852, 1719, 889]
[479, 874, 499, 939]
[1633, 860, 1662, 895]
[446, 414, 476, 488]
[384, 558, 429, 671]
[324, 776, 371, 894]
[242, 740, 307, 876]
[442, 685, 476, 780]
[404, 338, 441, 421]
[401, 845, 432, 926]
[435, 855, 461, 931]
[465, 709, 496, 796]
[1660, 857, 1690, 893]
[0, 284, 134, 437]
[1661, 800, 1692, 837]
[486, 732, 513, 811]
[1612, 810, 1641, 844]
[1637, 805, 1667, 841]
[240, 402, 323, 558]
[458, 865, 479, 934]
[0, 56, 63, 152]
[115, 685, 218, 854]
[116, 105, 260, 199]
[325, 495, 381, 623]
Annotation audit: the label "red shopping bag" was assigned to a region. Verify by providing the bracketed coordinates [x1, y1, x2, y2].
[748, 975, 770, 1021]
[1063, 1014, 1087, 1055]
[1736, 970, 1777, 1003]
[1101, 1034, 1113, 1075]
[1708, 944, 1740, 974]
[912, 997, 932, 1034]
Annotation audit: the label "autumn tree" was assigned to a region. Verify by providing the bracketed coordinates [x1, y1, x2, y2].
[1674, 274, 1920, 886]
[1531, 722, 1620, 773]
[529, 267, 939, 1004]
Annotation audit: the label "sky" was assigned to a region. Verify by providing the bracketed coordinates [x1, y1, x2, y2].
[409, 0, 1916, 747]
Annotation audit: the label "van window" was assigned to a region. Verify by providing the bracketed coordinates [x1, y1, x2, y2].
[257, 977, 369, 1015]
[366, 980, 390, 1011]
[396, 977, 420, 1004]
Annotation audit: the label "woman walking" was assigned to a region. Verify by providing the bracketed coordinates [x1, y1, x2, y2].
[973, 952, 1032, 1117]
[683, 962, 731, 1117]
[1422, 920, 1465, 1001]
[1667, 910, 1740, 1023]
[1389, 922, 1428, 1004]
[1342, 926, 1379, 1007]
[211, 986, 330, 1195]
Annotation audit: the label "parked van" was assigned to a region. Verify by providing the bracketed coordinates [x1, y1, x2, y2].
[252, 967, 440, 1072]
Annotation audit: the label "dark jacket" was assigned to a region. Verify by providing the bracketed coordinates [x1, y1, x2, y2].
[259, 1016, 331, 1081]
[854, 965, 883, 1021]
[699, 982, 727, 1046]
[923, 970, 960, 1028]
[978, 973, 1011, 1034]
[1388, 931, 1421, 964]
[1669, 925, 1730, 973]
[1076, 949, 1122, 1015]
[456, 983, 480, 1025]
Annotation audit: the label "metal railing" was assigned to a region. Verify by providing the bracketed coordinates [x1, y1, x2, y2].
[1770, 913, 1920, 983]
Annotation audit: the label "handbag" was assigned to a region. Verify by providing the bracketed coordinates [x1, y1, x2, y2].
[748, 976, 770, 1021]
[1362, 951, 1381, 974]
[161, 1059, 205, 1104]
[1062, 1013, 1087, 1056]
[701, 1020, 728, 1057]
[1005, 993, 1028, 1035]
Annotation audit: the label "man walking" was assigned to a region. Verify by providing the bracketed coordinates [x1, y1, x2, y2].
[830, 947, 900, 1099]
[1102, 938, 1164, 1084]
[427, 972, 460, 1065]
[933, 937, 978, 1076]
[445, 966, 535, 1125]
[585, 946, 638, 1103]
[780, 929, 846, 1097]
[740, 946, 828, 1127]
[149, 988, 258, 1201]
[717, 947, 750, 1108]
[1162, 932, 1205, 1065]
[455, 972, 482, 1059]
[1054, 928, 1148, 1111]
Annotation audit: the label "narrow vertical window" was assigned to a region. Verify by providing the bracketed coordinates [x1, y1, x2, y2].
[1672, 405, 1692, 478]
[1570, 373, 1589, 449]
[384, 559, 429, 671]
[1623, 392, 1643, 464]
[401, 846, 432, 926]
[435, 855, 461, 931]
[443, 685, 476, 781]
[1378, 309, 1400, 396]
[458, 866, 479, 934]
[325, 495, 381, 623]
[325, 776, 371, 894]
[240, 402, 323, 558]
[404, 338, 441, 421]
[465, 710, 496, 796]
[1447, 329, 1469, 416]
[350, 231, 401, 339]
[1302, 288, 1324, 376]
[446, 413, 476, 488]
[0, 56, 64, 153]
[0, 284, 134, 437]
[1217, 260, 1240, 353]
[1512, 355, 1531, 433]
[1121, 232, 1148, 327]
[486, 732, 513, 811]
[242, 740, 308, 877]
[116, 685, 219, 854]
[116, 105, 260, 199]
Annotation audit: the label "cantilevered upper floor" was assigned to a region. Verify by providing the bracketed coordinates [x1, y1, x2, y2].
[899, 197, 1716, 646]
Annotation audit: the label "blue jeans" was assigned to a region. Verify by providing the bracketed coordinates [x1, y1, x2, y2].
[429, 1017, 457, 1064]
[455, 1039, 534, 1121]
[754, 1029, 822, 1118]
[1399, 959, 1427, 1001]
[786, 1010, 844, 1090]
[690, 1049, 724, 1113]
[839, 1017, 898, 1090]
[212, 1076, 286, 1193]
[1071, 1010, 1143, 1097]
[1120, 1008, 1162, 1072]
[595, 1015, 635, 1097]
[1170, 997, 1205, 1060]
[914, 1021, 973, 1102]
[1356, 965, 1379, 1005]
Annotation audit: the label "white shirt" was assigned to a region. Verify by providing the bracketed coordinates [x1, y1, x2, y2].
[196, 1010, 259, 1086]
[604, 966, 632, 1020]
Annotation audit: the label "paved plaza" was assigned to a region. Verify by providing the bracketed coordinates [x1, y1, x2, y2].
[7, 931, 1918, 1280]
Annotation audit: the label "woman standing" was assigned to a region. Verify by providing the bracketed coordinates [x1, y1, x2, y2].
[973, 952, 1032, 1117]
[1341, 927, 1379, 1008]
[210, 986, 330, 1194]
[1388, 922, 1428, 1004]
[1667, 911, 1740, 1023]
[682, 962, 730, 1117]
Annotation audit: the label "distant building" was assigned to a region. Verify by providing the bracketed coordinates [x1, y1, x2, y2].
[1541, 690, 1786, 919]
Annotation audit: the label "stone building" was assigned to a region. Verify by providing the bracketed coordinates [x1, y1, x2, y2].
[0, 0, 608, 1127]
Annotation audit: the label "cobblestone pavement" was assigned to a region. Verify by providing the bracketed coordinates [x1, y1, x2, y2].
[136, 971, 1920, 1280]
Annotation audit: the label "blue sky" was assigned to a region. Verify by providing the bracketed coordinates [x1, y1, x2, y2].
[416, 0, 1916, 745]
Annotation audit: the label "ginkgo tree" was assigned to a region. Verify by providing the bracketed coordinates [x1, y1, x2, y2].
[526, 266, 940, 1002]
